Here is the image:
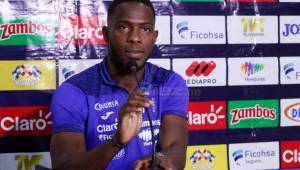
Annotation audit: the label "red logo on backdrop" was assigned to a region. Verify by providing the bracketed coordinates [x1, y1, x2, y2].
[187, 101, 226, 130]
[0, 106, 52, 137]
[281, 140, 300, 169]
[56, 16, 107, 45]
[185, 61, 216, 77]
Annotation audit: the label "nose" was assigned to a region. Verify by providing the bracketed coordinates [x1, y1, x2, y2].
[127, 27, 141, 43]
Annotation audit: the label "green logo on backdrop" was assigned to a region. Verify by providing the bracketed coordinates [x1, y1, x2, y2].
[228, 99, 279, 129]
[0, 16, 56, 45]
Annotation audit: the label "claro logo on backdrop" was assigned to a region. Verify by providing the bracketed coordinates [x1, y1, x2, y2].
[281, 140, 300, 169]
[185, 144, 228, 170]
[228, 99, 279, 129]
[172, 16, 225, 44]
[56, 16, 107, 45]
[188, 101, 226, 130]
[173, 58, 226, 87]
[229, 142, 279, 170]
[0, 106, 52, 137]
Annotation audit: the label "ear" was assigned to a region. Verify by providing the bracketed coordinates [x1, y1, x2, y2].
[102, 26, 108, 42]
[154, 30, 158, 42]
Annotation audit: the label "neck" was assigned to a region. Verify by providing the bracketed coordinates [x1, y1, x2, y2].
[106, 57, 145, 93]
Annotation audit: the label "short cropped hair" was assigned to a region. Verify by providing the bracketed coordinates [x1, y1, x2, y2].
[107, 0, 156, 21]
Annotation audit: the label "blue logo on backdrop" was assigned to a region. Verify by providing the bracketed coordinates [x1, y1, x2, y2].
[282, 24, 300, 37]
[176, 21, 189, 38]
[283, 63, 295, 79]
[232, 149, 243, 166]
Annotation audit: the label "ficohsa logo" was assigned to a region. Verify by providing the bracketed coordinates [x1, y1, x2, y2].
[188, 101, 226, 130]
[281, 140, 300, 169]
[0, 106, 52, 136]
[56, 16, 107, 45]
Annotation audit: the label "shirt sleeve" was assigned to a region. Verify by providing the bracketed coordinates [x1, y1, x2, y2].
[51, 82, 88, 133]
[160, 72, 189, 118]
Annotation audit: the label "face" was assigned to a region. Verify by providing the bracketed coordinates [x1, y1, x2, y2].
[103, 2, 158, 74]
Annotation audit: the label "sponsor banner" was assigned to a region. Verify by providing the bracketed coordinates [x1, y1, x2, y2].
[281, 98, 300, 127]
[227, 16, 278, 44]
[0, 106, 51, 137]
[58, 59, 102, 85]
[172, 16, 225, 44]
[185, 144, 228, 170]
[0, 60, 56, 90]
[0, 16, 56, 45]
[281, 140, 300, 169]
[147, 58, 171, 70]
[280, 16, 300, 43]
[228, 99, 279, 129]
[188, 101, 227, 130]
[0, 152, 51, 170]
[228, 57, 279, 86]
[226, 0, 277, 2]
[174, 0, 224, 2]
[56, 16, 106, 45]
[229, 142, 279, 170]
[280, 57, 300, 84]
[156, 16, 171, 44]
[173, 58, 226, 87]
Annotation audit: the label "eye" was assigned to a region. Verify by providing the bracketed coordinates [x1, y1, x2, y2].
[141, 26, 152, 32]
[120, 24, 129, 32]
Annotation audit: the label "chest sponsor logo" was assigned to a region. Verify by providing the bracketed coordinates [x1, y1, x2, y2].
[228, 100, 279, 129]
[138, 120, 161, 146]
[56, 16, 106, 45]
[229, 142, 279, 170]
[0, 106, 51, 137]
[188, 101, 226, 130]
[281, 140, 300, 169]
[173, 58, 226, 87]
[186, 145, 228, 170]
[173, 16, 225, 44]
[95, 99, 119, 111]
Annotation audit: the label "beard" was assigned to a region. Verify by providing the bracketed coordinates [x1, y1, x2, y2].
[109, 42, 147, 75]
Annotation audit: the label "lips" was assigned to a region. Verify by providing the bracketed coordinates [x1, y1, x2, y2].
[125, 47, 145, 59]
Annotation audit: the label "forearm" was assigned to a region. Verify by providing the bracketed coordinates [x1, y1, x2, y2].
[160, 143, 187, 170]
[52, 139, 122, 170]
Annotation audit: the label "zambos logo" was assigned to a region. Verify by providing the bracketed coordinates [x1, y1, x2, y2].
[0, 17, 56, 45]
[284, 103, 300, 122]
[176, 21, 189, 38]
[228, 100, 279, 129]
[241, 62, 264, 76]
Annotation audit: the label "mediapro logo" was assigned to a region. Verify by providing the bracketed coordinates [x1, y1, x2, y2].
[186, 61, 216, 77]
[176, 21, 189, 38]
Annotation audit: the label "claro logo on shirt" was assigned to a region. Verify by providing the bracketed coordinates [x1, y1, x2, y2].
[0, 106, 52, 137]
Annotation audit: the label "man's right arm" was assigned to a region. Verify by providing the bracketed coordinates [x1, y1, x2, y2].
[50, 132, 121, 170]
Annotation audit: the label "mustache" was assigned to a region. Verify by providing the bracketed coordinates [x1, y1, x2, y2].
[124, 46, 145, 53]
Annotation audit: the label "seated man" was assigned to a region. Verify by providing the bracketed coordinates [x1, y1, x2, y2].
[50, 0, 189, 169]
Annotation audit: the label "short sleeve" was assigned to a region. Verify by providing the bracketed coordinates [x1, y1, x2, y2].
[160, 72, 189, 118]
[51, 83, 88, 133]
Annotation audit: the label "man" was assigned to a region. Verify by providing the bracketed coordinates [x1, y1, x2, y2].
[50, 0, 189, 169]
